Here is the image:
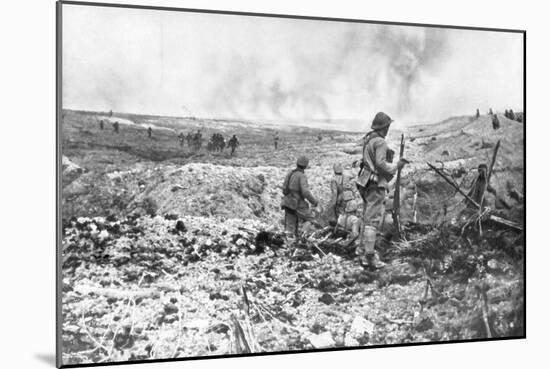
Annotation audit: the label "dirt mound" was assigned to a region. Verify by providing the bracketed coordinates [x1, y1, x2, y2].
[62, 156, 84, 186]
[133, 163, 337, 222]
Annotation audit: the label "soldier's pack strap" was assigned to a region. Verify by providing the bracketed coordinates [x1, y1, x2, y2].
[282, 169, 302, 197]
[361, 131, 379, 176]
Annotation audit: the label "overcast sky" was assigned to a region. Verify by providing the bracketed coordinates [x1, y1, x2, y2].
[62, 4, 524, 127]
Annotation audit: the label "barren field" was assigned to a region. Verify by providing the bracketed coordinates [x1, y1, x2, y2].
[60, 110, 524, 365]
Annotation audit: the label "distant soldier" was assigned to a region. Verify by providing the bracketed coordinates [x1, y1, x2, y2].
[354, 112, 407, 269]
[492, 114, 500, 130]
[186, 132, 193, 147]
[504, 109, 510, 119]
[194, 130, 203, 150]
[280, 155, 320, 238]
[218, 134, 226, 152]
[99, 119, 104, 130]
[489, 108, 494, 115]
[274, 134, 279, 150]
[147, 126, 152, 138]
[228, 135, 239, 156]
[317, 134, 322, 142]
[509, 109, 516, 121]
[208, 134, 216, 152]
[206, 140, 214, 152]
[109, 110, 113, 117]
[178, 132, 185, 147]
[475, 109, 480, 119]
[113, 121, 120, 133]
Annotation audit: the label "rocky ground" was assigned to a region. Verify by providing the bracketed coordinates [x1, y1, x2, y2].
[60, 110, 525, 365]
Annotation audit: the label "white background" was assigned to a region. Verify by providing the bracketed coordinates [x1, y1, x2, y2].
[0, 0, 545, 368]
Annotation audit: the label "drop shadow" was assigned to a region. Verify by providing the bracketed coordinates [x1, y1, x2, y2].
[34, 353, 56, 366]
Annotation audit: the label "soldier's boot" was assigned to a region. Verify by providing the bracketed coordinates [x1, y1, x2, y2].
[360, 226, 385, 269]
[365, 253, 386, 269]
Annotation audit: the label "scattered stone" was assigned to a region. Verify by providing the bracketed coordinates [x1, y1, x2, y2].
[209, 292, 229, 301]
[163, 303, 179, 315]
[344, 335, 360, 346]
[307, 331, 336, 348]
[318, 293, 336, 305]
[416, 316, 434, 332]
[164, 213, 179, 220]
[349, 316, 375, 337]
[174, 220, 187, 233]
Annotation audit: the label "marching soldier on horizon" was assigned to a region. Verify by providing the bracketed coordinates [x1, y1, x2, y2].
[178, 132, 185, 147]
[355, 112, 407, 269]
[228, 134, 239, 156]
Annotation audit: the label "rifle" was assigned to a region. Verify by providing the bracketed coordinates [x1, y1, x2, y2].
[392, 134, 405, 237]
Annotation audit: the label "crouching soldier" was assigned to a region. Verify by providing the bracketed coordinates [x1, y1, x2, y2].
[281, 156, 320, 238]
[328, 163, 356, 224]
[355, 112, 407, 269]
[328, 166, 367, 249]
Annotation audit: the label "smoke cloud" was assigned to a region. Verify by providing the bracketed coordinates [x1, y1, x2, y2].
[62, 5, 524, 130]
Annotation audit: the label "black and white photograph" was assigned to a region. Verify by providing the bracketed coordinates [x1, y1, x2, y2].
[57, 1, 525, 367]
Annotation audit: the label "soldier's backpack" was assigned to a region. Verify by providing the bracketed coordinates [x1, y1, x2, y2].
[281, 169, 301, 211]
[355, 132, 380, 191]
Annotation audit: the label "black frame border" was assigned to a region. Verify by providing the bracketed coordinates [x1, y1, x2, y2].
[55, 1, 527, 368]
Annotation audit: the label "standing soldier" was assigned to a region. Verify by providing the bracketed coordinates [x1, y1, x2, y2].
[489, 108, 494, 115]
[280, 156, 320, 238]
[228, 135, 240, 156]
[178, 132, 185, 147]
[355, 112, 407, 269]
[186, 132, 193, 147]
[193, 130, 203, 150]
[219, 134, 226, 152]
[475, 109, 480, 119]
[99, 119, 104, 130]
[492, 114, 500, 130]
[274, 134, 279, 150]
[113, 121, 120, 133]
[147, 126, 153, 138]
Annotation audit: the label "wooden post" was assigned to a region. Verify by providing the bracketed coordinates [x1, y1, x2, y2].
[478, 140, 500, 236]
[392, 134, 405, 236]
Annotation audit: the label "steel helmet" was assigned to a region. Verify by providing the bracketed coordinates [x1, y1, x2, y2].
[296, 155, 309, 168]
[371, 112, 393, 130]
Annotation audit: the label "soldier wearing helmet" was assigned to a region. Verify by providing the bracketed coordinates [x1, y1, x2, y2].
[355, 112, 407, 269]
[281, 155, 320, 238]
[329, 164, 363, 246]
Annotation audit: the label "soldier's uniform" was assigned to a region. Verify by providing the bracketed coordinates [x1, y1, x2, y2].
[356, 112, 398, 267]
[228, 135, 239, 155]
[281, 156, 319, 237]
[337, 199, 362, 242]
[328, 163, 352, 223]
[492, 114, 500, 130]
